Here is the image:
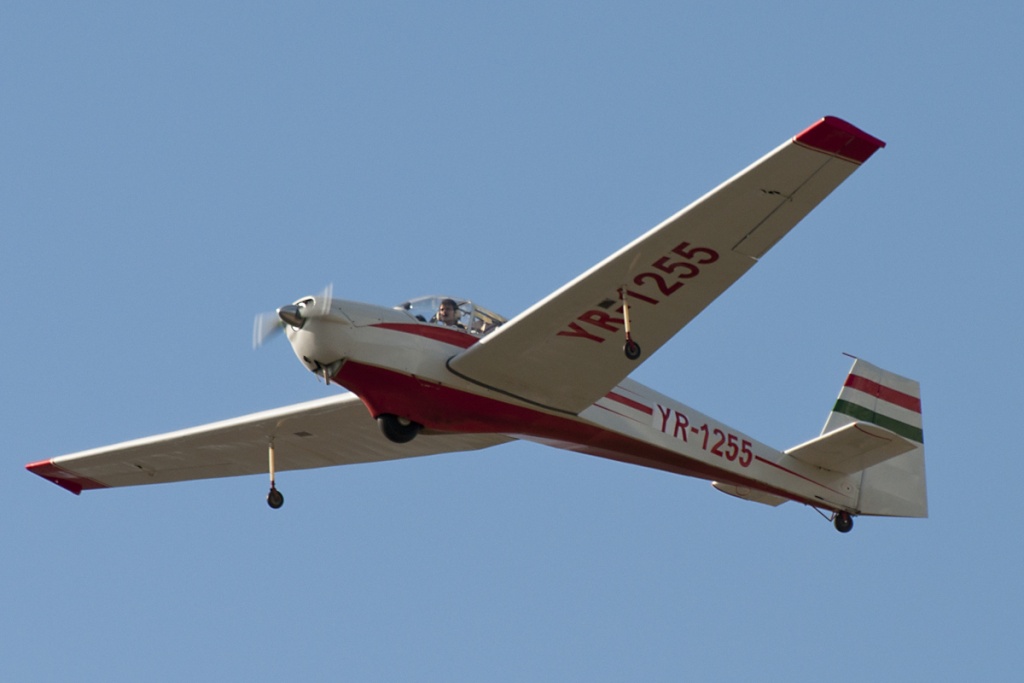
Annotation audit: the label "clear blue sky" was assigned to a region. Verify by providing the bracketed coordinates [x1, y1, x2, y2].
[4, 2, 1021, 680]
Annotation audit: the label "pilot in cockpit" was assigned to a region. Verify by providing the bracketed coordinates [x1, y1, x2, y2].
[435, 298, 465, 328]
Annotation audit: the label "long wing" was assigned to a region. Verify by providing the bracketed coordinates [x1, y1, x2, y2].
[448, 117, 884, 414]
[27, 392, 512, 494]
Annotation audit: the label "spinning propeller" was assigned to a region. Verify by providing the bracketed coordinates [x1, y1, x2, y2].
[252, 283, 334, 349]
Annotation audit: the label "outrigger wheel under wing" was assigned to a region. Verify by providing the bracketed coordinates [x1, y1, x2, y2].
[447, 117, 885, 415]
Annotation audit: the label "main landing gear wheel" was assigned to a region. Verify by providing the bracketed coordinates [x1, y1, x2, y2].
[377, 414, 422, 444]
[834, 511, 853, 533]
[267, 486, 284, 509]
[623, 339, 642, 360]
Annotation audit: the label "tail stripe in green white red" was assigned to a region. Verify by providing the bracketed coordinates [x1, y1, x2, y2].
[832, 362, 923, 444]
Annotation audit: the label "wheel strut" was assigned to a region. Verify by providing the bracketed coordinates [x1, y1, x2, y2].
[620, 288, 642, 361]
[267, 438, 284, 509]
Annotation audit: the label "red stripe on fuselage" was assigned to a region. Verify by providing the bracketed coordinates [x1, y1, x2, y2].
[844, 374, 921, 413]
[371, 323, 478, 349]
[604, 391, 653, 415]
[332, 361, 842, 509]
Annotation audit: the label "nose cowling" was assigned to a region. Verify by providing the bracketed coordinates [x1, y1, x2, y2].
[285, 316, 350, 381]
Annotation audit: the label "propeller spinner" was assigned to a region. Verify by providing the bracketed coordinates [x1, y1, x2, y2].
[252, 283, 334, 349]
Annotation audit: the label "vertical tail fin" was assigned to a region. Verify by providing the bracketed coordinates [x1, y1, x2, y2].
[824, 357, 928, 518]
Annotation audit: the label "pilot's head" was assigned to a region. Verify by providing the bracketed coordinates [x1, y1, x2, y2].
[438, 299, 460, 326]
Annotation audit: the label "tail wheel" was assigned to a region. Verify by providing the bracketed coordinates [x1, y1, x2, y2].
[834, 511, 854, 533]
[377, 414, 422, 444]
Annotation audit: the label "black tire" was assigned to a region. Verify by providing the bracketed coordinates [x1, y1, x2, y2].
[377, 414, 422, 444]
[624, 339, 642, 360]
[834, 512, 853, 533]
[267, 487, 284, 509]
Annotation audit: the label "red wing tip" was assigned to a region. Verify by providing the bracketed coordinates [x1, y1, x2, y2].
[794, 116, 886, 164]
[26, 459, 106, 495]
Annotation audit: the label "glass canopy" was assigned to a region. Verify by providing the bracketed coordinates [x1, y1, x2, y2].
[395, 295, 507, 336]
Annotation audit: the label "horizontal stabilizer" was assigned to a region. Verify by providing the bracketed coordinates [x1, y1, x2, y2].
[786, 421, 916, 475]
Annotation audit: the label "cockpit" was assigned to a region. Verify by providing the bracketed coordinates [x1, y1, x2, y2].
[395, 296, 507, 336]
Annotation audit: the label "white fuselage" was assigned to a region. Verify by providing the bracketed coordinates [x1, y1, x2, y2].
[287, 299, 861, 512]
